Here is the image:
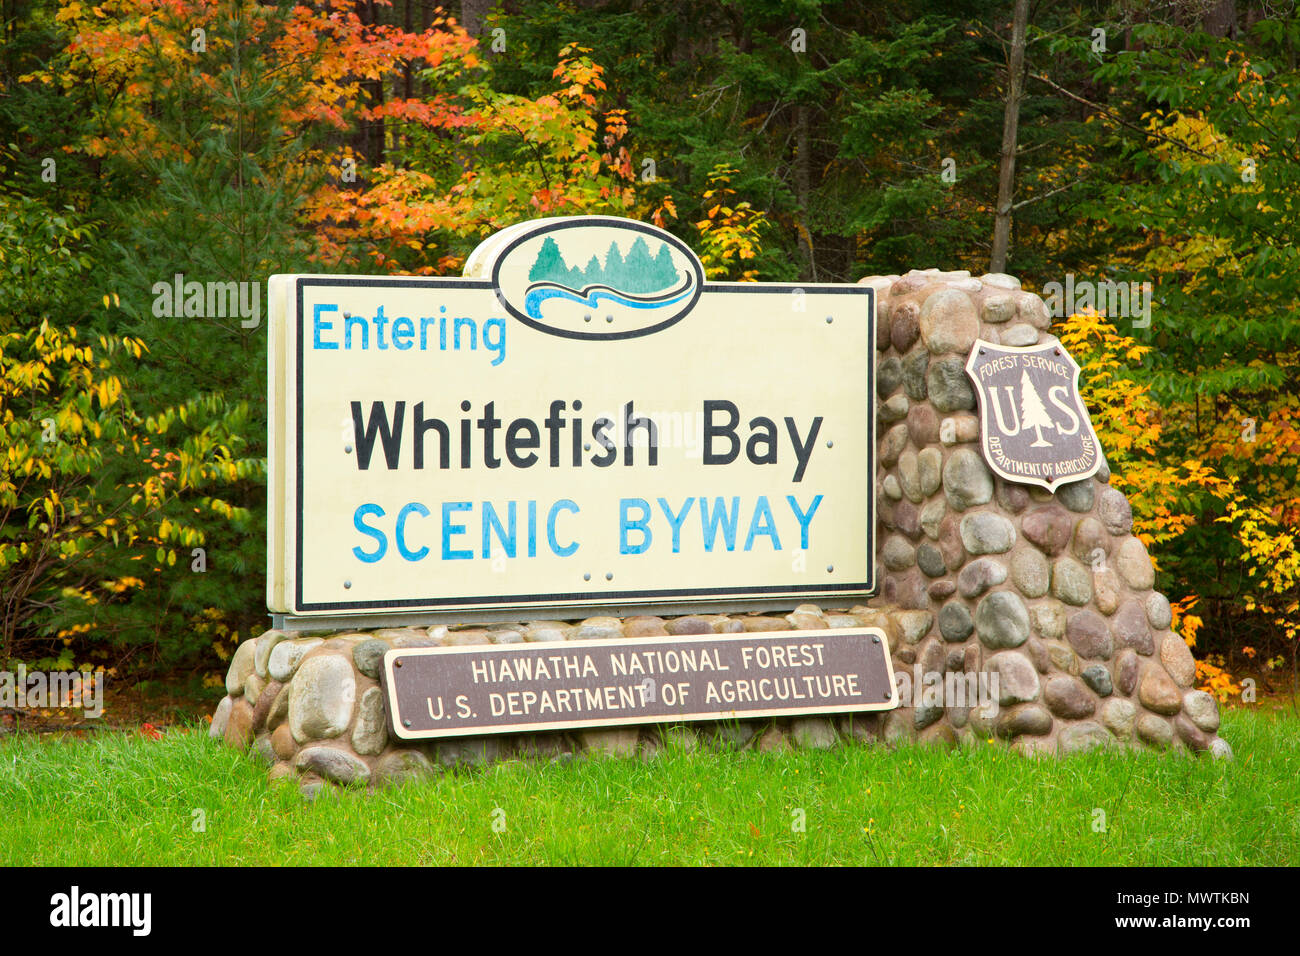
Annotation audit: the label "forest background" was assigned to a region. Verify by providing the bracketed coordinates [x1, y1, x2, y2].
[1, 0, 1296, 709]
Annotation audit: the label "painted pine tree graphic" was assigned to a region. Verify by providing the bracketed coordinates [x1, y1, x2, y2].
[526, 236, 678, 291]
[1019, 370, 1055, 447]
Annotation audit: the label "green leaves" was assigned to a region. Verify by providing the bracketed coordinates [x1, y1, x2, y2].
[0, 197, 264, 670]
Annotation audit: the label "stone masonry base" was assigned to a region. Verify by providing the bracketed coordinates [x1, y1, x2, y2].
[214, 267, 1231, 793]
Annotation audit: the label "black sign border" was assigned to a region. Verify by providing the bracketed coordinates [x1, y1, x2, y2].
[291, 277, 875, 613]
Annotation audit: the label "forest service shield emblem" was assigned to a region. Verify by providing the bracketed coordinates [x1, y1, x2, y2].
[964, 340, 1102, 492]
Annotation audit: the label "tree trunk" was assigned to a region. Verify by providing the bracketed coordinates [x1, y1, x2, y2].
[794, 103, 815, 281]
[990, 0, 1030, 274]
[1201, 0, 1237, 38]
[461, 0, 493, 37]
[356, 0, 384, 169]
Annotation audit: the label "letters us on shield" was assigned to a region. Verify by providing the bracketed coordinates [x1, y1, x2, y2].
[963, 340, 1102, 492]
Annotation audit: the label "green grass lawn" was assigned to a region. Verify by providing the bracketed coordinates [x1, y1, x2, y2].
[2, 708, 1296, 866]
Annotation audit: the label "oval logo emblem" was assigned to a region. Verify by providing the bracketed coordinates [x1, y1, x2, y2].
[487, 217, 704, 340]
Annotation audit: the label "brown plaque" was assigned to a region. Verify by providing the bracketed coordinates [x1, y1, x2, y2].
[380, 628, 897, 739]
[965, 339, 1103, 491]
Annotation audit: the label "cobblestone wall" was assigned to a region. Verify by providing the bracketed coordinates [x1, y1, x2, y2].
[862, 269, 1228, 757]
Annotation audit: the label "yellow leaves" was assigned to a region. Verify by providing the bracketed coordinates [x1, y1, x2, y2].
[1218, 493, 1300, 643]
[102, 575, 144, 595]
[1060, 309, 1231, 550]
[1171, 596, 1202, 649]
[1195, 657, 1240, 703]
[695, 164, 769, 281]
[1150, 110, 1228, 158]
[94, 376, 122, 408]
[56, 1, 85, 23]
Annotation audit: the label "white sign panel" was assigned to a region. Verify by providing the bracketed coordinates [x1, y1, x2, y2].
[267, 216, 875, 618]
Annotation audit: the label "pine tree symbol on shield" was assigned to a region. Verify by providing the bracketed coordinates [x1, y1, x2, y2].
[1018, 370, 1055, 447]
[964, 339, 1104, 492]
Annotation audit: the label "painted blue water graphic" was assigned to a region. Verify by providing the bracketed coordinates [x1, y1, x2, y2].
[523, 279, 694, 320]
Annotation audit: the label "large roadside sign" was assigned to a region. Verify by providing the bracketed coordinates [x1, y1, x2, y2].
[267, 216, 875, 621]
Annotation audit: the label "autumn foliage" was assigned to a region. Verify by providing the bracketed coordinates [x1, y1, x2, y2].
[1061, 308, 1297, 699]
[1, 1, 1297, 699]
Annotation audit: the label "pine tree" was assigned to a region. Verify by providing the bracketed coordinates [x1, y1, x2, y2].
[623, 236, 655, 292]
[1019, 370, 1055, 447]
[603, 241, 626, 287]
[529, 237, 569, 283]
[651, 243, 679, 289]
